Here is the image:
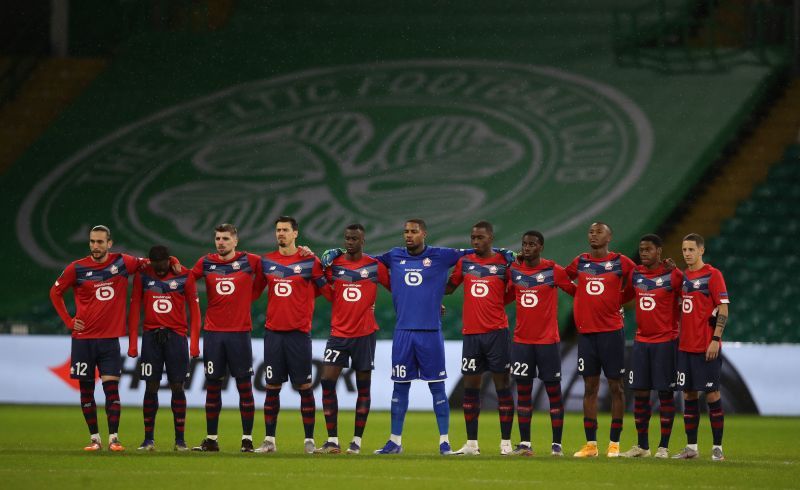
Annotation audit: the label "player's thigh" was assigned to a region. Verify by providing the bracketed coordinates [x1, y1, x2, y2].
[347, 332, 377, 372]
[577, 333, 601, 377]
[223, 331, 253, 379]
[284, 331, 313, 386]
[202, 331, 228, 380]
[163, 330, 190, 384]
[391, 329, 419, 382]
[676, 350, 708, 391]
[323, 336, 353, 370]
[510, 342, 537, 382]
[686, 351, 721, 393]
[70, 338, 98, 381]
[139, 330, 167, 382]
[461, 334, 487, 375]
[413, 330, 447, 382]
[648, 339, 678, 392]
[263, 330, 289, 384]
[482, 328, 511, 374]
[534, 343, 562, 383]
[628, 341, 652, 390]
[597, 329, 626, 380]
[95, 338, 123, 378]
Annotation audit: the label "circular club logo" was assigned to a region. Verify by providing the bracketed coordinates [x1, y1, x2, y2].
[342, 286, 362, 302]
[215, 280, 235, 295]
[95, 285, 115, 301]
[682, 297, 693, 314]
[586, 280, 605, 296]
[274, 282, 292, 297]
[404, 271, 423, 287]
[18, 60, 652, 267]
[153, 298, 173, 313]
[639, 296, 656, 311]
[470, 282, 489, 298]
[520, 292, 539, 308]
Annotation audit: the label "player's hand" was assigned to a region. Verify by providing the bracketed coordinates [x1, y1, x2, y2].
[494, 247, 517, 264]
[705, 340, 720, 361]
[190, 345, 200, 358]
[663, 258, 677, 270]
[72, 318, 85, 332]
[440, 304, 446, 317]
[127, 348, 138, 358]
[298, 245, 315, 257]
[321, 248, 344, 268]
[170, 256, 182, 274]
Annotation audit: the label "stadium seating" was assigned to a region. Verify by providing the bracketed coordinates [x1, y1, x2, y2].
[705, 144, 800, 343]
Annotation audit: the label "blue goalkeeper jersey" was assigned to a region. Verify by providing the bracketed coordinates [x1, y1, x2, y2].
[376, 246, 467, 331]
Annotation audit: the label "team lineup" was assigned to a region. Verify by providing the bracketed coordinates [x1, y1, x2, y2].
[49, 218, 730, 460]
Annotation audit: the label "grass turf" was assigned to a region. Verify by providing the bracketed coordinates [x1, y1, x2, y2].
[0, 405, 796, 489]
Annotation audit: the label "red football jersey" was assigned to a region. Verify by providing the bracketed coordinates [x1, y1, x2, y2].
[566, 252, 635, 334]
[257, 251, 326, 334]
[449, 253, 509, 334]
[127, 266, 202, 356]
[679, 264, 729, 353]
[631, 265, 683, 343]
[507, 259, 576, 344]
[50, 253, 141, 339]
[325, 255, 390, 338]
[191, 252, 262, 332]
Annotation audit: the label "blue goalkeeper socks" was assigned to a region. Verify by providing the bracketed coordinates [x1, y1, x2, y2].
[390, 382, 410, 436]
[429, 381, 449, 436]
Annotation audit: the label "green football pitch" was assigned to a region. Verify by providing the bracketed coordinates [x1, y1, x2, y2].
[0, 405, 796, 489]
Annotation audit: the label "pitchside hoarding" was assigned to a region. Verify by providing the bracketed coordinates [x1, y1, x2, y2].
[0, 335, 797, 415]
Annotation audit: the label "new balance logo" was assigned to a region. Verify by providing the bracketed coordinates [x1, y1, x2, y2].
[439, 371, 446, 376]
[148, 281, 155, 286]
[705, 382, 714, 388]
[269, 266, 277, 271]
[400, 260, 406, 264]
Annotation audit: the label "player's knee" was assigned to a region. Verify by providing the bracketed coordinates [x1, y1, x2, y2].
[294, 383, 312, 391]
[608, 379, 624, 396]
[145, 381, 160, 394]
[705, 390, 721, 403]
[169, 382, 184, 393]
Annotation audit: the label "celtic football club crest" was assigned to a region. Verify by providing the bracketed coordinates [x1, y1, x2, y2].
[18, 60, 652, 267]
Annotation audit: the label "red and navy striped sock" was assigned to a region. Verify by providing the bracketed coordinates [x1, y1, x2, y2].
[143, 390, 158, 441]
[497, 388, 514, 441]
[584, 417, 598, 442]
[321, 379, 338, 438]
[545, 382, 564, 444]
[263, 388, 280, 437]
[171, 390, 187, 442]
[516, 381, 533, 442]
[102, 380, 121, 434]
[79, 381, 98, 435]
[463, 388, 481, 440]
[205, 379, 222, 436]
[658, 391, 675, 448]
[354, 377, 371, 439]
[634, 394, 651, 449]
[299, 388, 316, 440]
[708, 399, 724, 446]
[683, 398, 699, 445]
[610, 417, 623, 443]
[236, 377, 254, 436]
